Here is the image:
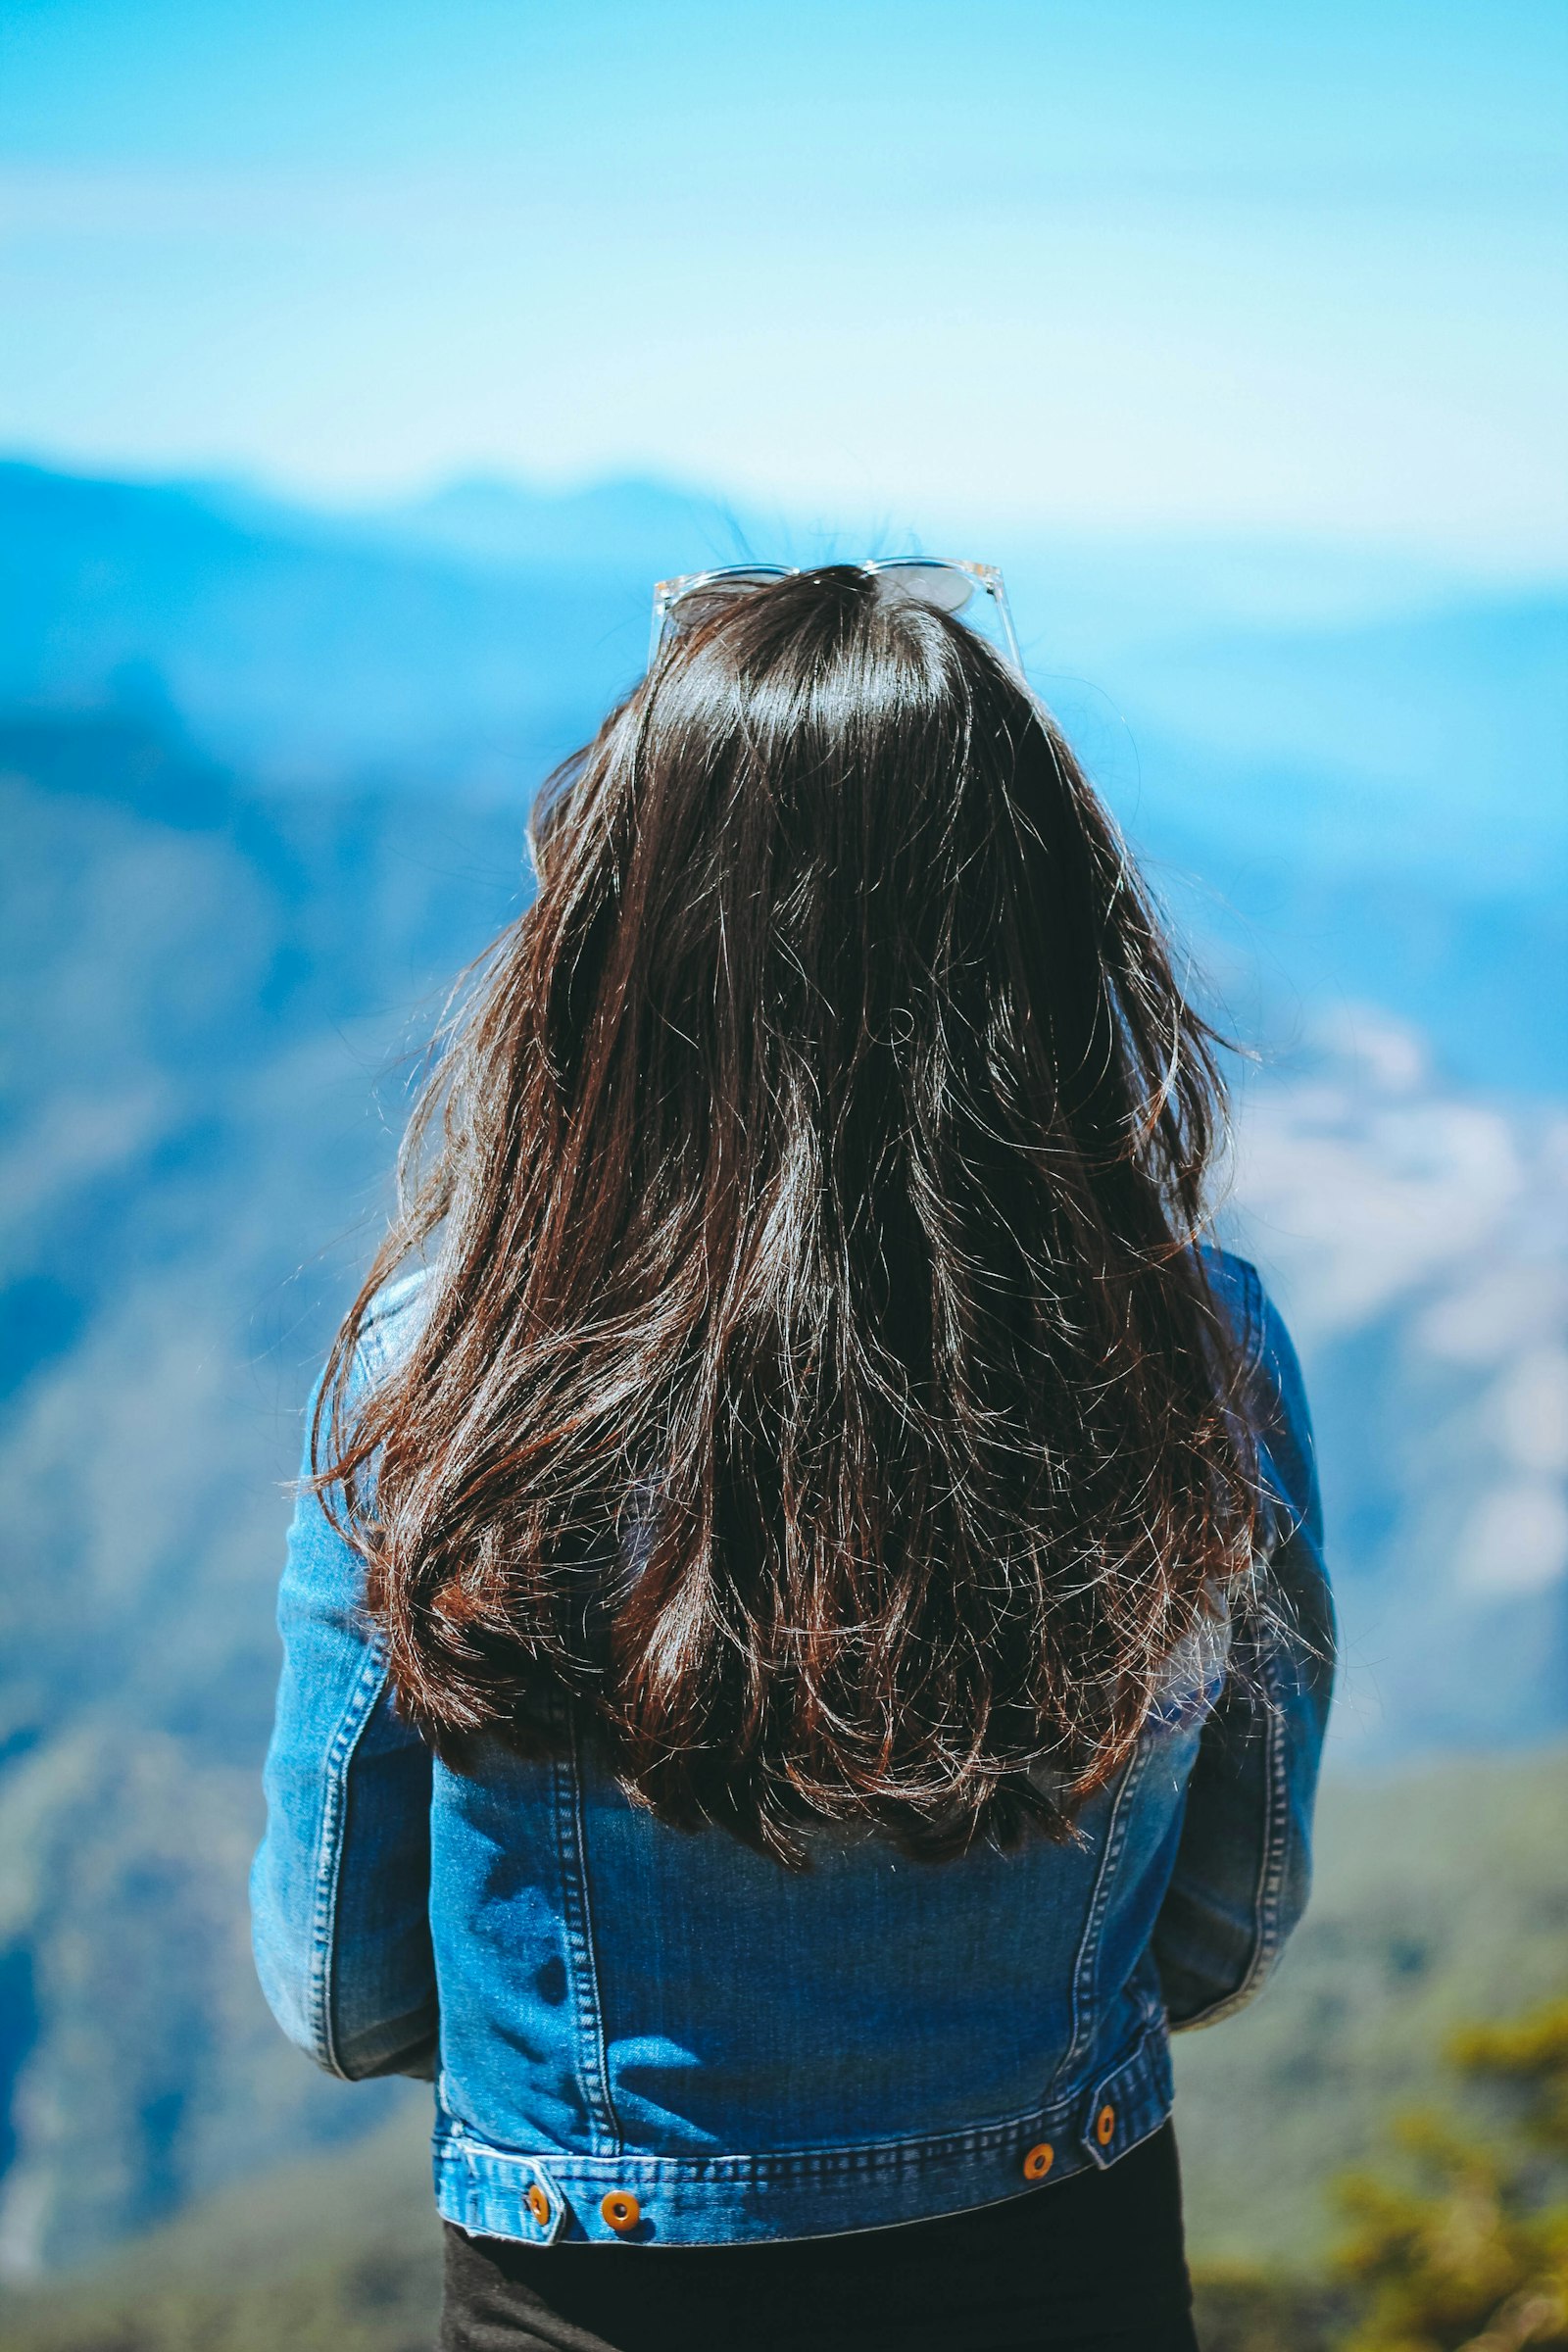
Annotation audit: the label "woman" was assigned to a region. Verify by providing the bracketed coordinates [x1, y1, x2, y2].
[252, 562, 1333, 2352]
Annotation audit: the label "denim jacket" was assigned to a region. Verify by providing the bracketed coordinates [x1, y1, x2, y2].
[251, 1250, 1332, 2246]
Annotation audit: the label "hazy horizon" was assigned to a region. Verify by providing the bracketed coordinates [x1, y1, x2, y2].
[4, 0, 1564, 564]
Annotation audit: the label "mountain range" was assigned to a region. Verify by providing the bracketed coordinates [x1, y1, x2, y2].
[0, 459, 1562, 2278]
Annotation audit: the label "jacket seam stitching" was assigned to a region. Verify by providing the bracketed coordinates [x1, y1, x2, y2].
[551, 1710, 623, 2155]
[433, 2019, 1170, 2180]
[1246, 1647, 1291, 1988]
[307, 1647, 390, 2078]
[1168, 1645, 1290, 2031]
[1242, 1258, 1267, 1378]
[1055, 1742, 1152, 2089]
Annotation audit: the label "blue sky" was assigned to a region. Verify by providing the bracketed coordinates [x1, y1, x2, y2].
[2, 0, 1564, 564]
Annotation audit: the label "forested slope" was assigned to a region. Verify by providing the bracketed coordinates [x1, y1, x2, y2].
[4, 1749, 1561, 2349]
[1, 463, 1563, 2279]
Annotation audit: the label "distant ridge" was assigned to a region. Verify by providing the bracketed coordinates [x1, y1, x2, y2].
[1, 457, 1563, 1089]
[0, 470, 1563, 2278]
[1, 1748, 1561, 2323]
[368, 470, 761, 574]
[4, 459, 1564, 832]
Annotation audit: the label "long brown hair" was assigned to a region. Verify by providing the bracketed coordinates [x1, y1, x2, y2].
[316, 565, 1255, 1860]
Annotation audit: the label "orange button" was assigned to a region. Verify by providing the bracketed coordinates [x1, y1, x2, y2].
[1095, 2103, 1116, 2147]
[601, 2189, 641, 2233]
[525, 2182, 551, 2228]
[1021, 2141, 1054, 2180]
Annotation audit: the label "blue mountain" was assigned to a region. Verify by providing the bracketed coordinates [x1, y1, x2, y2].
[0, 459, 1562, 2276]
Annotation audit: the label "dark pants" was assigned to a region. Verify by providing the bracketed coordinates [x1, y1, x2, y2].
[438, 2120, 1200, 2352]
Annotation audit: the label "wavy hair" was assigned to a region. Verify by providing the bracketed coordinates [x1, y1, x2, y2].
[316, 564, 1256, 1861]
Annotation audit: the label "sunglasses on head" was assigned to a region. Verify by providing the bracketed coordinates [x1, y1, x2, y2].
[649, 559, 1023, 673]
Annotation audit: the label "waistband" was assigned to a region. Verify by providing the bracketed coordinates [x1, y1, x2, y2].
[431, 2022, 1173, 2247]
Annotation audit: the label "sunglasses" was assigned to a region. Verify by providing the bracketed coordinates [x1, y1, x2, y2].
[649, 559, 1023, 673]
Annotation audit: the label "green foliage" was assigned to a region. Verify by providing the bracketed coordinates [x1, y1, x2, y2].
[3, 1760, 1565, 2349]
[1190, 2261, 1345, 2350]
[0, 2243, 438, 2352]
[1330, 1995, 1568, 2352]
[0, 2115, 441, 2352]
[1174, 1751, 1568, 2269]
[1450, 2001, 1568, 2162]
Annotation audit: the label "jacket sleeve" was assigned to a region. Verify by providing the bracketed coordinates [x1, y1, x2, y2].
[249, 1350, 438, 2082]
[1152, 1260, 1336, 2031]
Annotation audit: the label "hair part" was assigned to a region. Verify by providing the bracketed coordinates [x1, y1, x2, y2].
[316, 564, 1256, 1863]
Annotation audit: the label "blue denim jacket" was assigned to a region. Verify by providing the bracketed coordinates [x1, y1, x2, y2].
[251, 1250, 1331, 2246]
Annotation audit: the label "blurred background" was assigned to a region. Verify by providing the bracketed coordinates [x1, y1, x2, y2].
[1, 2, 1564, 2344]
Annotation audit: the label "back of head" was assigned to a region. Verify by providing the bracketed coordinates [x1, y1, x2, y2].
[320, 564, 1255, 1860]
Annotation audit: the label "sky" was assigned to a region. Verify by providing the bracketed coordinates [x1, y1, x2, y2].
[2, 0, 1565, 565]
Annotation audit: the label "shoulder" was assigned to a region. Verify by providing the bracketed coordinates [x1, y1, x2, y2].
[353, 1263, 433, 1385]
[1198, 1243, 1265, 1365]
[1200, 1244, 1304, 1380]
[1200, 1245, 1320, 1544]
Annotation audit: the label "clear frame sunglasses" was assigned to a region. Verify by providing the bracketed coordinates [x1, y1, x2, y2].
[649, 559, 1024, 673]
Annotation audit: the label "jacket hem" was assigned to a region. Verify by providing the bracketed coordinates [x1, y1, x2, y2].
[431, 2022, 1172, 2245]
